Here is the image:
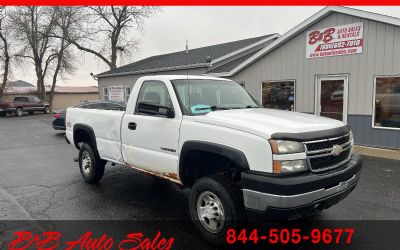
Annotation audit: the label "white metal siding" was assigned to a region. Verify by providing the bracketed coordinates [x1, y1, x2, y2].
[231, 12, 400, 116]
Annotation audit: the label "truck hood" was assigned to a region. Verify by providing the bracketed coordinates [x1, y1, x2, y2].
[189, 108, 347, 139]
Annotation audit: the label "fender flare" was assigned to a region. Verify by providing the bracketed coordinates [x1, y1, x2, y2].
[179, 140, 250, 185]
[72, 124, 97, 150]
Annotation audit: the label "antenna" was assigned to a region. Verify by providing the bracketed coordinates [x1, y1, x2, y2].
[186, 39, 191, 115]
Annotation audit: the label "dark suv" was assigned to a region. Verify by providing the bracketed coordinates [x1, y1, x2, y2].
[0, 96, 50, 117]
[52, 101, 126, 130]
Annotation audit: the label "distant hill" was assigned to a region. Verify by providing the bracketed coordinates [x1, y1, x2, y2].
[7, 80, 35, 88]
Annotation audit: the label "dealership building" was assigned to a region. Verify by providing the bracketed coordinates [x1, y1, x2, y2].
[96, 6, 400, 149]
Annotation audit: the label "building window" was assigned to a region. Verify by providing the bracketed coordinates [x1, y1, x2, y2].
[125, 86, 131, 103]
[103, 87, 109, 101]
[373, 76, 400, 129]
[261, 80, 295, 111]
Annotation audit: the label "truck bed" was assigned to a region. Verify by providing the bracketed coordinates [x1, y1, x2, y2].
[66, 108, 125, 163]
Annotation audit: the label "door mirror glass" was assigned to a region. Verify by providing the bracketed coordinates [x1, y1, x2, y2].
[137, 101, 175, 118]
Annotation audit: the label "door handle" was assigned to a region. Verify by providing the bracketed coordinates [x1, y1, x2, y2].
[128, 122, 137, 130]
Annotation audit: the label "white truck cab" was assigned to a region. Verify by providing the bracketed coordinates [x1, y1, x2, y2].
[65, 75, 362, 245]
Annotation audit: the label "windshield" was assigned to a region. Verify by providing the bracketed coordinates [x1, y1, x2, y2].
[171, 79, 259, 115]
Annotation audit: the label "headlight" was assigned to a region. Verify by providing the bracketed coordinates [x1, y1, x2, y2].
[273, 159, 308, 174]
[269, 140, 305, 154]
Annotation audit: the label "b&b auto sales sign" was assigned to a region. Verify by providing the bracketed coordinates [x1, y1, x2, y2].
[306, 22, 364, 59]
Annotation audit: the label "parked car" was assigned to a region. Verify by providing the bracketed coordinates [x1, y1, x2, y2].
[52, 101, 126, 130]
[0, 96, 50, 117]
[65, 75, 362, 246]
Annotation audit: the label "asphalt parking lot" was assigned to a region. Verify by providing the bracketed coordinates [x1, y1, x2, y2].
[0, 114, 399, 247]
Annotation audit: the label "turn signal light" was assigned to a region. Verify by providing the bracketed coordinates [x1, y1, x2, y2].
[273, 161, 281, 173]
[273, 160, 308, 174]
[54, 113, 61, 118]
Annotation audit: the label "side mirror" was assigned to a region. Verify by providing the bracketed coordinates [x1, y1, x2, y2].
[137, 102, 175, 118]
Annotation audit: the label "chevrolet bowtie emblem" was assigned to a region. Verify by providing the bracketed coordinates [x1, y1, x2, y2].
[331, 144, 343, 156]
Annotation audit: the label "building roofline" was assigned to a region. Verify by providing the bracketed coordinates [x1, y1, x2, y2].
[96, 34, 279, 79]
[95, 63, 210, 78]
[210, 33, 280, 65]
[217, 6, 400, 77]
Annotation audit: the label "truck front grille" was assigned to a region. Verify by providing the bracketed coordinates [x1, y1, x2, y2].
[306, 134, 350, 152]
[304, 133, 352, 172]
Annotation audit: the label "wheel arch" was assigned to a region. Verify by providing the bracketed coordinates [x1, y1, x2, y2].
[73, 124, 97, 151]
[179, 141, 250, 187]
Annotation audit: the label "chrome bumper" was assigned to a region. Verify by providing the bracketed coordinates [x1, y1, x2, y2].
[243, 172, 360, 211]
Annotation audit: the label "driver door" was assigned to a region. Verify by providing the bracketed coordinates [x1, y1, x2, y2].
[121, 80, 182, 182]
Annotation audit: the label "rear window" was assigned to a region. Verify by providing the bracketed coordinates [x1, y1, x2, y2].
[80, 103, 101, 109]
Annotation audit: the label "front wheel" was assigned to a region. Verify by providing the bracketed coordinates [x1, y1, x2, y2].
[78, 143, 106, 183]
[43, 106, 50, 114]
[15, 108, 23, 117]
[189, 176, 246, 246]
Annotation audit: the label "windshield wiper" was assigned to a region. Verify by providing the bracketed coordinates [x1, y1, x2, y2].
[194, 106, 230, 111]
[222, 105, 259, 109]
[194, 105, 258, 111]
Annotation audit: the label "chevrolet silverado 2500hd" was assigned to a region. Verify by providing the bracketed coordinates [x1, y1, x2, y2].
[65, 75, 362, 245]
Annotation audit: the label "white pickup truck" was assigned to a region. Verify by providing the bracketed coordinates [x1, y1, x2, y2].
[65, 75, 362, 245]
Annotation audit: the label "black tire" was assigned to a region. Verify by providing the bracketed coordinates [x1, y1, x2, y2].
[15, 108, 23, 117]
[189, 175, 246, 246]
[78, 143, 106, 183]
[0, 112, 6, 117]
[43, 106, 50, 114]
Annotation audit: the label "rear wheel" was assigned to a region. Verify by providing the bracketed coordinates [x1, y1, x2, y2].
[43, 106, 50, 114]
[15, 108, 23, 117]
[189, 176, 246, 246]
[78, 143, 106, 183]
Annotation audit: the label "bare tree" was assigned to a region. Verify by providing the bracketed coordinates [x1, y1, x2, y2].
[0, 7, 10, 99]
[9, 6, 58, 101]
[60, 6, 159, 70]
[48, 7, 76, 111]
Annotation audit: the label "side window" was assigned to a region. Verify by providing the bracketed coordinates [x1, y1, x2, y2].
[103, 87, 109, 101]
[135, 80, 173, 115]
[13, 97, 26, 102]
[33, 96, 41, 103]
